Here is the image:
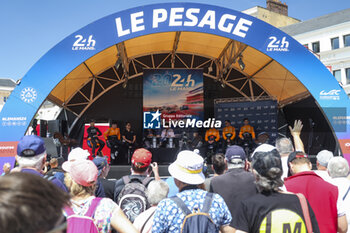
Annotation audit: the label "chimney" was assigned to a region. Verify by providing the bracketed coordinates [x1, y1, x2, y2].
[266, 0, 288, 16]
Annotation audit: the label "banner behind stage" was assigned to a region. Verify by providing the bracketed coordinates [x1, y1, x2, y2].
[143, 69, 204, 124]
[214, 100, 278, 142]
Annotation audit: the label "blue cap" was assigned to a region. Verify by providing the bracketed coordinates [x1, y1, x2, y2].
[225, 145, 246, 163]
[17, 135, 46, 157]
[93, 157, 108, 176]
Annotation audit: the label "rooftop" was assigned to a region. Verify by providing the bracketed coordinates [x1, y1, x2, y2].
[0, 78, 16, 88]
[281, 8, 350, 36]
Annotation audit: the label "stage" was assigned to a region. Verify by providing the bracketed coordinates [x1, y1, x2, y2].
[107, 165, 172, 180]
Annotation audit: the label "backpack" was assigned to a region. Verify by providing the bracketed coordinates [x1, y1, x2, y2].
[171, 192, 217, 233]
[117, 176, 152, 222]
[64, 197, 102, 233]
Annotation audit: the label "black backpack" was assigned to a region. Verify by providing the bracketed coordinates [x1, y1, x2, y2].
[117, 176, 152, 222]
[171, 192, 217, 233]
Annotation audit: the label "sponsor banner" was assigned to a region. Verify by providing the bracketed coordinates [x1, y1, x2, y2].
[339, 139, 350, 155]
[344, 153, 350, 166]
[215, 100, 278, 140]
[322, 108, 348, 133]
[0, 141, 18, 157]
[143, 69, 204, 129]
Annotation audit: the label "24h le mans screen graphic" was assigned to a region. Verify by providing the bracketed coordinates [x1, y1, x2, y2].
[143, 69, 204, 127]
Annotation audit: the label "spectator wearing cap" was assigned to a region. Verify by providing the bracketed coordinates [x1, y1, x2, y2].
[314, 150, 334, 183]
[284, 151, 347, 233]
[204, 153, 227, 191]
[328, 157, 350, 233]
[53, 147, 106, 198]
[152, 150, 233, 233]
[210, 146, 257, 227]
[15, 135, 67, 191]
[114, 148, 159, 202]
[0, 172, 70, 233]
[62, 159, 138, 233]
[133, 180, 169, 233]
[93, 156, 115, 200]
[232, 148, 320, 233]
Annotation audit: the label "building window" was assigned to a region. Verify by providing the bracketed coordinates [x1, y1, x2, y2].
[331, 37, 339, 50]
[346, 68, 350, 84]
[333, 70, 341, 82]
[344, 35, 350, 47]
[312, 41, 320, 53]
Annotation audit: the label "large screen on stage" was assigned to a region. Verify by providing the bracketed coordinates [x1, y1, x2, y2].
[214, 99, 278, 141]
[143, 69, 204, 124]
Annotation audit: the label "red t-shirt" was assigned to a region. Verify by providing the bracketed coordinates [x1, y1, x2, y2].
[284, 171, 339, 233]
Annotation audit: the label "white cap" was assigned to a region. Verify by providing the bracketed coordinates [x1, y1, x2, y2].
[316, 150, 333, 167]
[168, 150, 205, 185]
[68, 147, 90, 161]
[252, 144, 276, 158]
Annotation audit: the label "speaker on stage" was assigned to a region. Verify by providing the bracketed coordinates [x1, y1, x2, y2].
[40, 120, 48, 138]
[48, 120, 68, 136]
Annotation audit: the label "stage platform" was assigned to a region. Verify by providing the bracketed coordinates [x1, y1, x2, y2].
[107, 164, 215, 180]
[107, 165, 172, 180]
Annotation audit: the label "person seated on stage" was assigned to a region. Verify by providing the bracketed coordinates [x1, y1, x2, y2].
[239, 118, 256, 140]
[205, 127, 220, 142]
[205, 128, 220, 162]
[222, 120, 236, 144]
[122, 122, 137, 164]
[144, 129, 160, 148]
[104, 121, 121, 164]
[160, 128, 175, 148]
[87, 120, 105, 157]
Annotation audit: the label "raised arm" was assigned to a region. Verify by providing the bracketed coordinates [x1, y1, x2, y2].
[288, 120, 304, 152]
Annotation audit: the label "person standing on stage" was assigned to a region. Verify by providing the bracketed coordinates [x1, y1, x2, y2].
[122, 122, 137, 164]
[239, 118, 256, 140]
[222, 120, 236, 145]
[104, 121, 121, 164]
[87, 120, 105, 157]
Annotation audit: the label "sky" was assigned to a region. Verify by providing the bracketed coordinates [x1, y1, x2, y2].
[1, 0, 350, 81]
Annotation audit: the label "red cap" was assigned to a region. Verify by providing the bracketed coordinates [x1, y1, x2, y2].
[131, 148, 152, 168]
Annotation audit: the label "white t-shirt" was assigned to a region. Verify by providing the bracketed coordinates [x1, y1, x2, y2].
[331, 177, 350, 232]
[314, 170, 333, 183]
[281, 156, 289, 181]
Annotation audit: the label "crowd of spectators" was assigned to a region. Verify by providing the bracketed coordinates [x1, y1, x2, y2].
[1, 118, 350, 233]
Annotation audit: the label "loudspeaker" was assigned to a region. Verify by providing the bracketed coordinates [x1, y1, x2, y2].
[48, 120, 68, 136]
[40, 120, 48, 138]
